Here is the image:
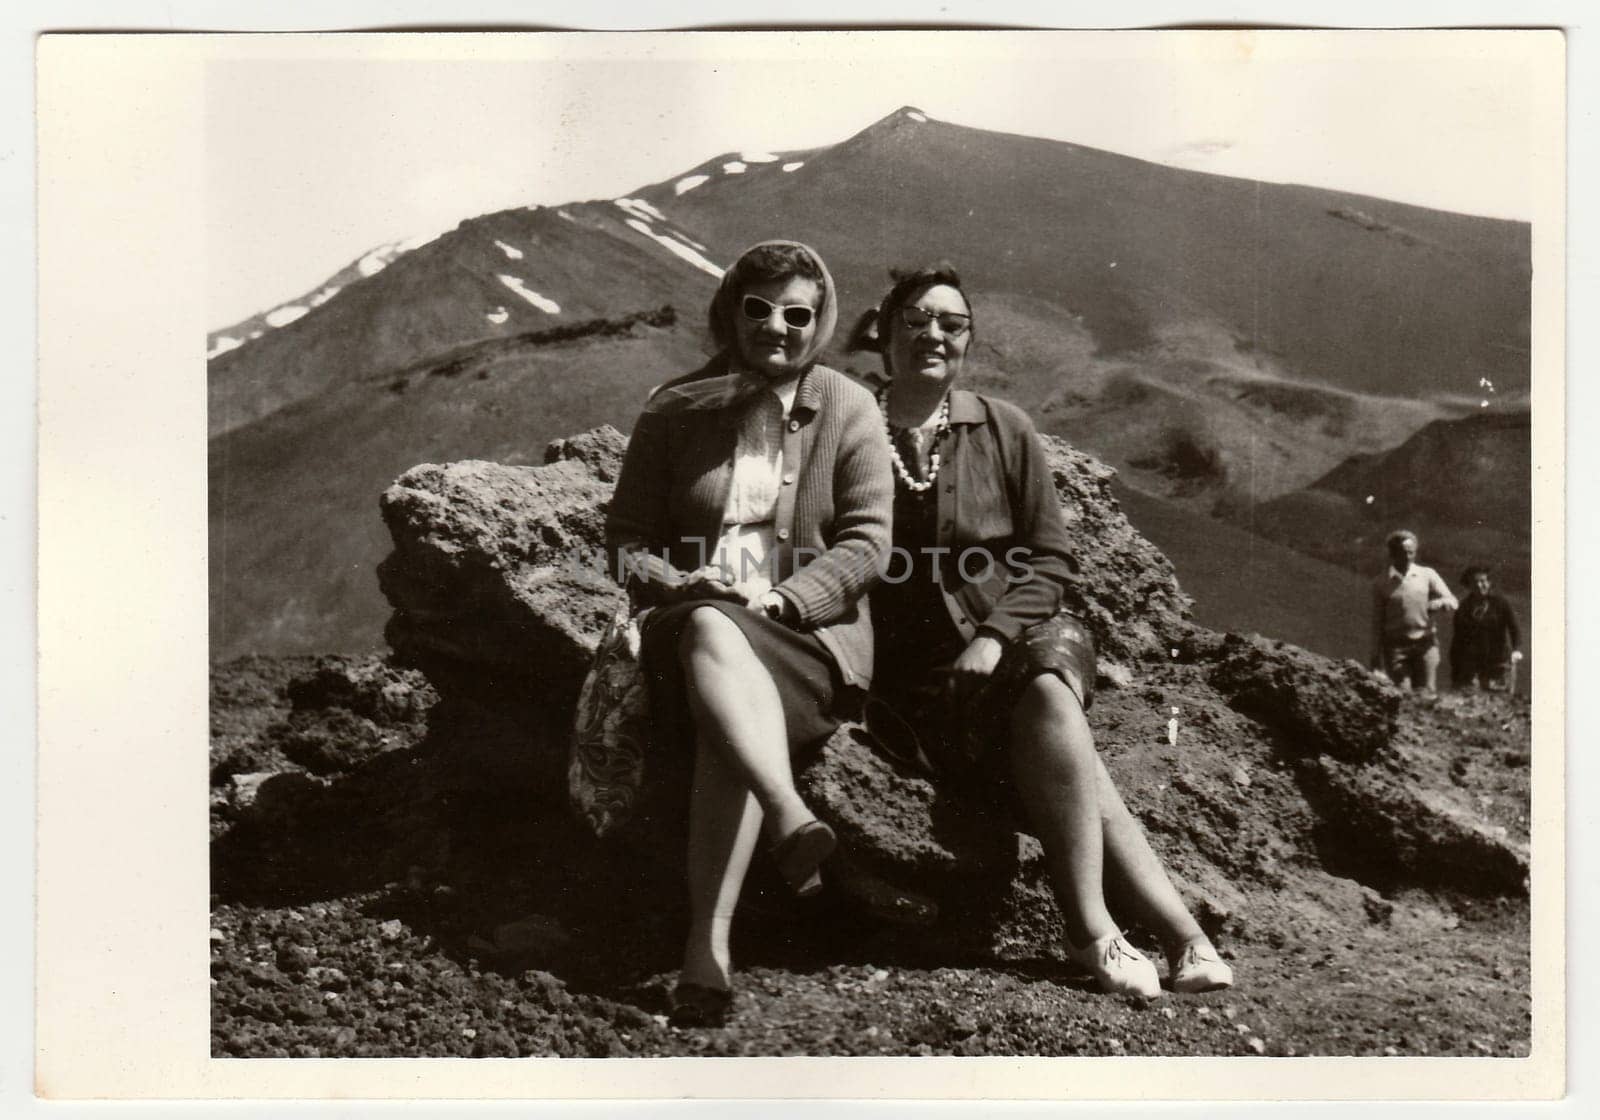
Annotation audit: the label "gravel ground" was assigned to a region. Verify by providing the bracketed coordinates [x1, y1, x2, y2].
[210, 655, 1531, 1058]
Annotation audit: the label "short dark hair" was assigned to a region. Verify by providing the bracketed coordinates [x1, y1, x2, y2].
[1462, 565, 1491, 584]
[707, 243, 826, 352]
[1385, 529, 1418, 550]
[846, 262, 973, 356]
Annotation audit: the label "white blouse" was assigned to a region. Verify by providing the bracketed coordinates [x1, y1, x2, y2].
[712, 376, 798, 598]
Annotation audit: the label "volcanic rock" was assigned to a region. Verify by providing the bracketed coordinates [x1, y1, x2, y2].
[369, 426, 1527, 966]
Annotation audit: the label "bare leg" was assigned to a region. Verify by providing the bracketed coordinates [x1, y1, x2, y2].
[1008, 674, 1119, 948]
[679, 732, 763, 992]
[1421, 644, 1441, 695]
[678, 607, 813, 842]
[675, 607, 813, 990]
[1093, 756, 1206, 957]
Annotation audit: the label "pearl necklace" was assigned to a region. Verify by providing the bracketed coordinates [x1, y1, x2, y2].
[879, 390, 951, 493]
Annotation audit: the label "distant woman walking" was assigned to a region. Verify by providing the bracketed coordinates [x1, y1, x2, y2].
[1450, 566, 1522, 692]
[605, 240, 892, 1026]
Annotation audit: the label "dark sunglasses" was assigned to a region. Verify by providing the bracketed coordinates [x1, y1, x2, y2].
[741, 294, 816, 330]
[900, 305, 972, 336]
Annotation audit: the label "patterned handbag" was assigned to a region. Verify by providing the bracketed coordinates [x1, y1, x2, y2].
[568, 607, 652, 838]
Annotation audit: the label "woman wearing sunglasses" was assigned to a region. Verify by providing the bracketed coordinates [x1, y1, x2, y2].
[854, 264, 1232, 998]
[605, 241, 892, 1026]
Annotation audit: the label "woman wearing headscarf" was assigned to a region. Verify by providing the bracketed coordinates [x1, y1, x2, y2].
[855, 263, 1232, 998]
[605, 241, 892, 1025]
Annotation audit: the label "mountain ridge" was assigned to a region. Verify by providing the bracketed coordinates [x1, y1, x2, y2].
[207, 105, 1532, 661]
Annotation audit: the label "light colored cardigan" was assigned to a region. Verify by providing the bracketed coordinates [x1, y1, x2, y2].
[606, 361, 893, 688]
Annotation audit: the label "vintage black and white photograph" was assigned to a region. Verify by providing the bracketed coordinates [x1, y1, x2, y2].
[192, 30, 1558, 1067]
[31, 20, 1571, 1101]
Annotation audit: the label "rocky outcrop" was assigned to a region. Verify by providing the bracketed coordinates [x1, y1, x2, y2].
[1040, 440, 1191, 665]
[1196, 630, 1399, 763]
[370, 426, 1529, 964]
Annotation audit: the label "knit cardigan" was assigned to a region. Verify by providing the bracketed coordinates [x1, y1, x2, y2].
[605, 360, 893, 688]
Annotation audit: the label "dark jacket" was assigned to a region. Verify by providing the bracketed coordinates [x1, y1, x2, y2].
[1450, 591, 1521, 670]
[604, 359, 893, 688]
[914, 390, 1078, 644]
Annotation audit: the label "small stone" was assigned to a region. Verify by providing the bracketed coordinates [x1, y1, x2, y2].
[209, 928, 226, 942]
[872, 970, 889, 983]
[866, 1026, 879, 1038]
[1222, 1006, 1237, 1020]
[462, 1028, 477, 1040]
[651, 1014, 669, 1028]
[1230, 766, 1251, 787]
[1384, 1045, 1399, 1056]
[275, 944, 315, 975]
[1248, 1037, 1266, 1054]
[1160, 1006, 1176, 1020]
[1196, 1007, 1211, 1018]
[228, 771, 275, 808]
[378, 919, 405, 941]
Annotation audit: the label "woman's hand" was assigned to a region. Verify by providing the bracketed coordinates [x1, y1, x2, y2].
[672, 565, 747, 604]
[943, 634, 1005, 701]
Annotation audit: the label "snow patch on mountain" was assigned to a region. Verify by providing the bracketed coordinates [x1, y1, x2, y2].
[355, 234, 431, 278]
[782, 161, 804, 173]
[623, 218, 724, 278]
[907, 110, 928, 123]
[265, 305, 309, 328]
[486, 306, 509, 325]
[674, 174, 710, 196]
[497, 275, 561, 314]
[308, 286, 341, 308]
[207, 335, 243, 360]
[742, 151, 777, 163]
[614, 197, 667, 223]
[722, 161, 747, 175]
[357, 250, 392, 278]
[494, 239, 524, 261]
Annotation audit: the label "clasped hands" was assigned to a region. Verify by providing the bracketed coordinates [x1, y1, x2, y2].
[936, 633, 1005, 703]
[652, 561, 795, 623]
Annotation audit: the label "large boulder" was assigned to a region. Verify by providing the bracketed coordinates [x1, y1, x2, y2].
[1041, 439, 1191, 665]
[374, 426, 1527, 964]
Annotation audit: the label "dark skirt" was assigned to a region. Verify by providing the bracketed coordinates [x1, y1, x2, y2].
[869, 610, 1098, 801]
[638, 598, 850, 758]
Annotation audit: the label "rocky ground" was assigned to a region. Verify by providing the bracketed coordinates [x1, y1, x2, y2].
[209, 657, 1530, 1060]
[209, 427, 1532, 1058]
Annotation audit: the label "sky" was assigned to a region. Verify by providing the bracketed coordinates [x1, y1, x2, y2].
[206, 30, 1553, 329]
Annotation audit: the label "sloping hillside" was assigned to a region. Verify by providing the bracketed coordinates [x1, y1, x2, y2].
[638, 107, 1529, 401]
[209, 314, 707, 659]
[1240, 408, 1531, 594]
[208, 106, 1531, 658]
[208, 202, 719, 436]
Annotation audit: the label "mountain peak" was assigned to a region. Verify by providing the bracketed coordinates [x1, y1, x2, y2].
[835, 105, 936, 152]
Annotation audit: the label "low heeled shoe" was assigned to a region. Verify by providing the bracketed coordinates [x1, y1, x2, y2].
[1066, 932, 1162, 999]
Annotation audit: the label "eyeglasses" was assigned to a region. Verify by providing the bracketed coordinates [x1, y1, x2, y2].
[742, 294, 816, 330]
[900, 306, 972, 337]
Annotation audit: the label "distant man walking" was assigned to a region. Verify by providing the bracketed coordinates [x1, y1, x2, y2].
[1450, 566, 1523, 692]
[1371, 529, 1457, 695]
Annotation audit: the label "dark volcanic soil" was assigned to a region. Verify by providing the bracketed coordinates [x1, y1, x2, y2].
[210, 655, 1531, 1059]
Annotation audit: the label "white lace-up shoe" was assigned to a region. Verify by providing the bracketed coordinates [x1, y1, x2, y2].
[1067, 933, 1162, 999]
[1170, 939, 1234, 993]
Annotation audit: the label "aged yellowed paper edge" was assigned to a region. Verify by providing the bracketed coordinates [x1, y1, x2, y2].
[35, 28, 1566, 1101]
